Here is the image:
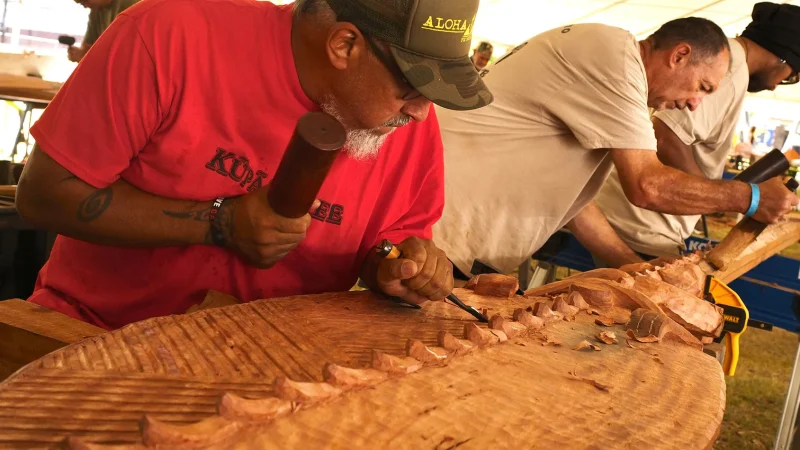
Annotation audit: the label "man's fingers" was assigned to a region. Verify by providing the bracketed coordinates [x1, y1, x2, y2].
[377, 258, 418, 286]
[253, 231, 307, 246]
[273, 214, 312, 234]
[406, 251, 439, 292]
[397, 238, 427, 269]
[426, 260, 454, 300]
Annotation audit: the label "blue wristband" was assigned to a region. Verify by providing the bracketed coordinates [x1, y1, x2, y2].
[745, 183, 760, 217]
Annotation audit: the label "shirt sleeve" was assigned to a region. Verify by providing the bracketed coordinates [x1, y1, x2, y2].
[546, 77, 657, 151]
[375, 110, 445, 245]
[31, 14, 161, 188]
[83, 10, 101, 46]
[653, 76, 737, 147]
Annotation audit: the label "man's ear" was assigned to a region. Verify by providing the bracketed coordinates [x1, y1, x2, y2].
[326, 23, 365, 71]
[670, 43, 692, 68]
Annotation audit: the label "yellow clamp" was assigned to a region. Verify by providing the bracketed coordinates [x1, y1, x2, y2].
[706, 276, 748, 376]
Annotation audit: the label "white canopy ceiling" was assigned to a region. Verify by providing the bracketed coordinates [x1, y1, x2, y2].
[471, 0, 800, 102]
[267, 0, 800, 103]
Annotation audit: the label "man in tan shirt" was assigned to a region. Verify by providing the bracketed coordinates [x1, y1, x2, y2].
[68, 0, 140, 62]
[596, 2, 800, 260]
[434, 17, 799, 277]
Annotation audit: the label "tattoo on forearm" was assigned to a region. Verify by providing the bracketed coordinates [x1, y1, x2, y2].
[162, 208, 211, 222]
[76, 187, 113, 223]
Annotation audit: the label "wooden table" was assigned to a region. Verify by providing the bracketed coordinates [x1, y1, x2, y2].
[0, 74, 62, 159]
[0, 74, 60, 104]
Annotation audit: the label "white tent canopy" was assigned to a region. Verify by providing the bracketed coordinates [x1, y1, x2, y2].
[471, 0, 800, 103]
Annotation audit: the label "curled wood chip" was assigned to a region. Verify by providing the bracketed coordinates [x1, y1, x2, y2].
[533, 302, 564, 322]
[464, 323, 499, 347]
[595, 316, 614, 327]
[611, 314, 630, 325]
[567, 291, 590, 310]
[566, 370, 611, 392]
[489, 315, 528, 338]
[406, 340, 449, 364]
[513, 309, 544, 330]
[596, 331, 618, 345]
[574, 340, 601, 351]
[625, 329, 659, 343]
[588, 309, 600, 316]
[437, 331, 474, 355]
[540, 334, 562, 347]
[273, 378, 342, 404]
[218, 393, 293, 422]
[552, 298, 580, 318]
[141, 415, 240, 447]
[372, 351, 423, 375]
[472, 273, 519, 298]
[488, 329, 509, 342]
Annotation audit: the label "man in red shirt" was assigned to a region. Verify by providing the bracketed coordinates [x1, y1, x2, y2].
[16, 0, 492, 329]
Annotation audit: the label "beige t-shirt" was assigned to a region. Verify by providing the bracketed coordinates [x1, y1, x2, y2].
[595, 39, 749, 257]
[433, 24, 657, 275]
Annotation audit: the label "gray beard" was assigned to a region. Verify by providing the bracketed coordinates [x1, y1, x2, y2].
[320, 101, 411, 161]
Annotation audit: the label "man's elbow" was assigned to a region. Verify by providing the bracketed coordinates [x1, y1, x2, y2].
[625, 175, 661, 210]
[16, 176, 51, 228]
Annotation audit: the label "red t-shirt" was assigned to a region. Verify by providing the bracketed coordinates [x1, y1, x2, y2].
[28, 0, 444, 330]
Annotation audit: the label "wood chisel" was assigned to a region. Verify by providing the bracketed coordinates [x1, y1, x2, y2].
[374, 239, 489, 323]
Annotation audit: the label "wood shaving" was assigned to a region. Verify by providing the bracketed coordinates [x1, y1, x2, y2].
[588, 309, 600, 316]
[595, 316, 614, 327]
[566, 369, 610, 392]
[625, 329, 659, 343]
[612, 315, 629, 325]
[541, 335, 562, 347]
[596, 331, 618, 345]
[574, 340, 601, 352]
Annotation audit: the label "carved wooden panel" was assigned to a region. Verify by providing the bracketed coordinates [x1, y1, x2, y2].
[0, 278, 724, 449]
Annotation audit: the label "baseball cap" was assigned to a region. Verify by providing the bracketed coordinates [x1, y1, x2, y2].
[325, 0, 493, 111]
[741, 2, 800, 72]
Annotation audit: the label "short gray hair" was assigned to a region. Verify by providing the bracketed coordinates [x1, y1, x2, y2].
[293, 0, 335, 18]
[648, 17, 731, 65]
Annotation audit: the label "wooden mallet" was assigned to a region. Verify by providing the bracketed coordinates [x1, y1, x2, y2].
[266, 112, 347, 218]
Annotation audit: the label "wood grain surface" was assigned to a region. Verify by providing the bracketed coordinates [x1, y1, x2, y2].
[710, 219, 800, 283]
[0, 286, 725, 449]
[0, 300, 104, 380]
[0, 74, 60, 103]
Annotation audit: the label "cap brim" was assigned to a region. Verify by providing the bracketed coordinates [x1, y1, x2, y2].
[390, 46, 493, 111]
[787, 54, 800, 73]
